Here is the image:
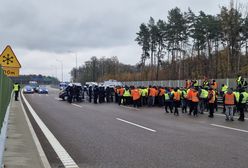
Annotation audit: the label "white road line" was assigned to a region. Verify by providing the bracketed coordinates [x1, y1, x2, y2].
[54, 98, 61, 101]
[116, 118, 157, 132]
[120, 105, 140, 111]
[20, 94, 51, 168]
[72, 104, 82, 108]
[210, 124, 248, 133]
[21, 92, 79, 168]
[215, 113, 248, 120]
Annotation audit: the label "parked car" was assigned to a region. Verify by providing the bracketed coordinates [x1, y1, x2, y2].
[23, 85, 34, 94]
[29, 81, 39, 92]
[38, 86, 48, 94]
[59, 83, 83, 101]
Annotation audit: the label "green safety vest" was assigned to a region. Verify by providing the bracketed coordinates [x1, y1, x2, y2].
[194, 81, 199, 87]
[233, 92, 240, 102]
[181, 90, 186, 99]
[240, 92, 248, 104]
[141, 88, 148, 96]
[164, 93, 170, 100]
[13, 84, 19, 91]
[200, 89, 208, 98]
[221, 85, 228, 92]
[123, 89, 131, 97]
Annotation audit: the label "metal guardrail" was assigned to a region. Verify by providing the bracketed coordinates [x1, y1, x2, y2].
[0, 67, 13, 130]
[122, 78, 248, 91]
[0, 66, 13, 166]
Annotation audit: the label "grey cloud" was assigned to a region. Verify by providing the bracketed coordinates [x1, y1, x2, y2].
[1, 0, 247, 54]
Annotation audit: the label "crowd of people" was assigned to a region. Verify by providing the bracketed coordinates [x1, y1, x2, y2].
[65, 76, 248, 122]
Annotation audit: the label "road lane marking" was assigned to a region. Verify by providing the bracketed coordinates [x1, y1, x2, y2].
[54, 97, 61, 101]
[116, 118, 157, 132]
[22, 91, 79, 168]
[72, 104, 82, 108]
[210, 124, 248, 133]
[120, 105, 140, 111]
[20, 94, 52, 168]
[215, 113, 248, 120]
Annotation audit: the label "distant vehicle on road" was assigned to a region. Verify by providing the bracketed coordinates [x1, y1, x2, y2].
[103, 80, 123, 88]
[59, 82, 68, 90]
[29, 81, 39, 92]
[23, 85, 34, 94]
[38, 86, 48, 94]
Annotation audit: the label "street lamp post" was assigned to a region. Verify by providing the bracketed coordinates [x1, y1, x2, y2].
[56, 59, 63, 82]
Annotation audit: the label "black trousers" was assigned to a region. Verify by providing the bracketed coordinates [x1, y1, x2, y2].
[209, 103, 215, 117]
[15, 91, 19, 101]
[239, 104, 246, 120]
[165, 101, 173, 113]
[192, 102, 198, 116]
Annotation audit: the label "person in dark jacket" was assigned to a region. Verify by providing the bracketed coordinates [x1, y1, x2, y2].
[93, 85, 99, 104]
[105, 86, 111, 103]
[88, 86, 92, 103]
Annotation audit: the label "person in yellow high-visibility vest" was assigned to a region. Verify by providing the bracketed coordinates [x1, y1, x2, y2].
[13, 83, 20, 101]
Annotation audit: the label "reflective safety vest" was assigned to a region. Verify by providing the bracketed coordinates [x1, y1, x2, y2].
[240, 92, 248, 104]
[208, 90, 215, 103]
[200, 89, 208, 99]
[187, 89, 193, 101]
[14, 84, 19, 91]
[118, 88, 124, 96]
[221, 85, 228, 92]
[191, 91, 199, 102]
[131, 89, 140, 100]
[233, 92, 240, 102]
[159, 89, 165, 96]
[123, 89, 131, 97]
[141, 88, 148, 96]
[149, 88, 157, 97]
[224, 93, 235, 105]
[164, 93, 170, 100]
[181, 90, 187, 99]
[173, 92, 180, 101]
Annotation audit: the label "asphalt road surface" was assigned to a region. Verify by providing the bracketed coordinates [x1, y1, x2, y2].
[23, 87, 248, 168]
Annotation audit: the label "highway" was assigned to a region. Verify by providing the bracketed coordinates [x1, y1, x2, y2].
[22, 87, 248, 168]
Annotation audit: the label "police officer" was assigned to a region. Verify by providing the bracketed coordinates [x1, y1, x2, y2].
[13, 83, 20, 101]
[99, 85, 105, 103]
[88, 85, 92, 103]
[93, 85, 99, 104]
[238, 88, 247, 121]
[105, 86, 111, 103]
[66, 84, 73, 103]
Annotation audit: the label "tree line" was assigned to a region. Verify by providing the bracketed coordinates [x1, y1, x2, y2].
[72, 0, 248, 83]
[136, 0, 248, 80]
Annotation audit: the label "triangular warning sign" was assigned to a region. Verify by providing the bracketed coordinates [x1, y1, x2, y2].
[0, 45, 21, 68]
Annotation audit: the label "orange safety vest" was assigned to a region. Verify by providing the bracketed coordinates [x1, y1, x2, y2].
[208, 90, 215, 103]
[131, 89, 140, 100]
[212, 82, 218, 90]
[149, 88, 157, 97]
[159, 88, 165, 96]
[224, 93, 235, 105]
[187, 89, 193, 100]
[191, 91, 199, 102]
[173, 92, 180, 101]
[118, 88, 124, 96]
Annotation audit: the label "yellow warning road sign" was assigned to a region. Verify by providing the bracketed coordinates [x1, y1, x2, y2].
[0, 45, 21, 68]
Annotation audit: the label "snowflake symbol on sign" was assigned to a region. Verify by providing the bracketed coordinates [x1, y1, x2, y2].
[3, 54, 14, 65]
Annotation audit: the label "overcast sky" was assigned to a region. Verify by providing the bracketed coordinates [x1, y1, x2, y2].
[0, 0, 247, 81]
